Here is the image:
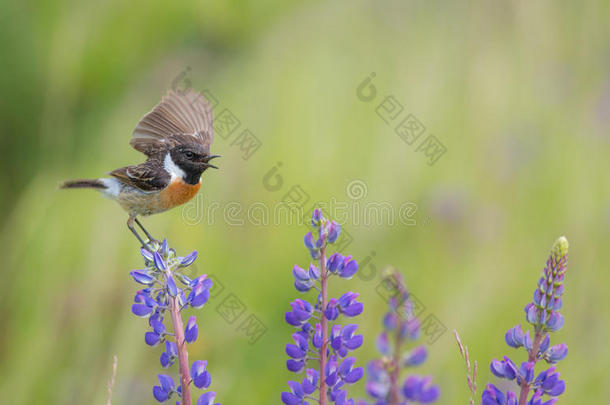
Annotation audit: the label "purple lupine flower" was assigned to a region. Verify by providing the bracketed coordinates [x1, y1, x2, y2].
[337, 292, 364, 317]
[375, 332, 391, 356]
[543, 343, 568, 364]
[129, 239, 218, 405]
[282, 210, 363, 405]
[285, 299, 314, 327]
[483, 237, 569, 405]
[332, 324, 364, 357]
[328, 221, 341, 243]
[130, 270, 156, 285]
[404, 345, 428, 367]
[481, 384, 517, 405]
[363, 360, 391, 400]
[285, 332, 309, 373]
[153, 374, 175, 402]
[402, 376, 440, 403]
[359, 269, 440, 405]
[160, 341, 178, 368]
[145, 319, 166, 346]
[188, 277, 213, 309]
[527, 390, 558, 405]
[490, 357, 518, 380]
[185, 316, 199, 343]
[197, 391, 218, 405]
[191, 360, 212, 389]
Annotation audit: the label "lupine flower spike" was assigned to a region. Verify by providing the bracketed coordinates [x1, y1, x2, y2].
[130, 239, 219, 405]
[359, 269, 440, 405]
[282, 209, 364, 405]
[482, 236, 569, 405]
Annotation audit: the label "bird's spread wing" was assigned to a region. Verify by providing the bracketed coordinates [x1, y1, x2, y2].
[109, 162, 171, 192]
[130, 89, 214, 156]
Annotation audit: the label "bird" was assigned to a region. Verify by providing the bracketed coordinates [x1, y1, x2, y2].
[61, 89, 219, 246]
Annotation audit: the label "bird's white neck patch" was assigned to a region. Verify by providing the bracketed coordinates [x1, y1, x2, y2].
[164, 152, 185, 180]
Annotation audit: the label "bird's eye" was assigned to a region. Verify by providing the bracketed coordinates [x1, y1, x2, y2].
[184, 151, 195, 159]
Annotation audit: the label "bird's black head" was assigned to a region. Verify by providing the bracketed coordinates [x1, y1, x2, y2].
[169, 144, 220, 185]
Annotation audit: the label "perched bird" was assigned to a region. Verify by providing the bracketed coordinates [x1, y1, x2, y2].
[61, 89, 219, 246]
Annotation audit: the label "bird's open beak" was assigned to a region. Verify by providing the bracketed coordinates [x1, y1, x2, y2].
[203, 154, 221, 169]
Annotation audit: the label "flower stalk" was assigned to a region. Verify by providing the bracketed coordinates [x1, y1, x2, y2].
[130, 239, 218, 405]
[359, 269, 440, 405]
[482, 236, 569, 405]
[516, 332, 543, 405]
[282, 209, 364, 405]
[319, 246, 328, 405]
[166, 284, 191, 404]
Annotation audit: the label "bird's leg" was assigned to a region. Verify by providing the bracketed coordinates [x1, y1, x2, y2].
[127, 217, 149, 248]
[134, 218, 157, 244]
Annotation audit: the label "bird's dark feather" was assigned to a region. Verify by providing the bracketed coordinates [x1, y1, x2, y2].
[109, 161, 170, 191]
[130, 89, 214, 157]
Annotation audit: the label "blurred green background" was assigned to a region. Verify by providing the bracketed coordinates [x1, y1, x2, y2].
[1, 0, 609, 403]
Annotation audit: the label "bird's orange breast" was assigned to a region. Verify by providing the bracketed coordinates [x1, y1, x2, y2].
[160, 178, 201, 209]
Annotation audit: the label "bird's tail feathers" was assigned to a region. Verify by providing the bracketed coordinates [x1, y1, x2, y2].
[60, 179, 107, 190]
